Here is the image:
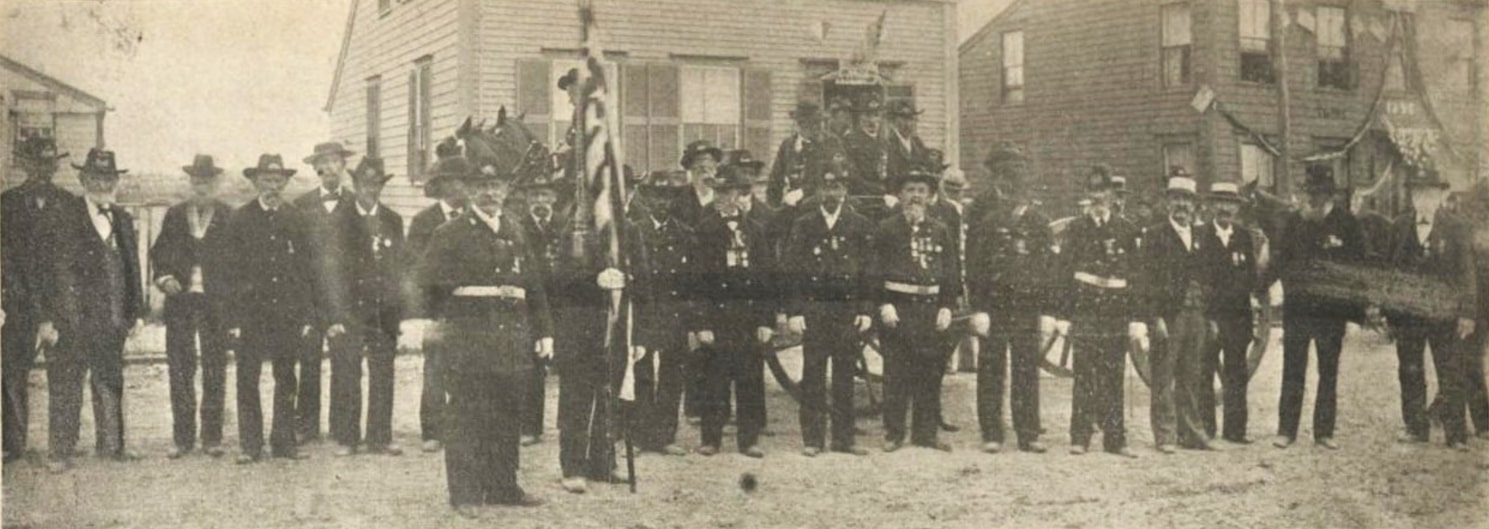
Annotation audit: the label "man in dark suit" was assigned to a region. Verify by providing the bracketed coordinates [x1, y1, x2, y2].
[673, 140, 724, 229]
[767, 102, 845, 209]
[1141, 172, 1217, 453]
[872, 168, 961, 453]
[1383, 169, 1477, 451]
[224, 154, 316, 464]
[325, 157, 407, 457]
[37, 149, 145, 473]
[517, 173, 568, 447]
[1200, 182, 1262, 444]
[842, 98, 891, 202]
[406, 154, 467, 453]
[885, 100, 931, 195]
[150, 155, 233, 459]
[2, 136, 73, 463]
[413, 161, 551, 514]
[783, 171, 874, 456]
[1264, 165, 1365, 450]
[291, 141, 357, 443]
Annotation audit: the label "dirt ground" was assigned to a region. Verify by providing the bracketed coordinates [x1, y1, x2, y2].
[3, 327, 1487, 529]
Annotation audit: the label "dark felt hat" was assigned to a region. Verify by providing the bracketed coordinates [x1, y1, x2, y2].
[303, 141, 355, 164]
[424, 138, 466, 197]
[1304, 164, 1337, 194]
[1404, 167, 1451, 190]
[886, 100, 923, 118]
[827, 97, 852, 112]
[352, 156, 394, 184]
[427, 156, 476, 183]
[680, 140, 724, 170]
[73, 148, 128, 176]
[557, 68, 580, 91]
[791, 101, 823, 121]
[710, 164, 754, 191]
[1085, 164, 1116, 192]
[14, 136, 67, 163]
[723, 149, 766, 172]
[243, 153, 295, 179]
[182, 154, 224, 178]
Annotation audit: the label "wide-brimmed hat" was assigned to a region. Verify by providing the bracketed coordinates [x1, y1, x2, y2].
[557, 68, 580, 91]
[14, 136, 67, 164]
[886, 100, 923, 118]
[424, 138, 466, 197]
[73, 148, 128, 176]
[1206, 181, 1248, 203]
[1164, 175, 1198, 197]
[1109, 175, 1130, 195]
[243, 154, 296, 179]
[1404, 167, 1451, 190]
[1303, 164, 1337, 194]
[710, 165, 754, 191]
[182, 154, 224, 178]
[791, 101, 823, 122]
[941, 168, 968, 191]
[303, 141, 356, 164]
[680, 140, 724, 170]
[1086, 164, 1116, 192]
[723, 149, 765, 172]
[352, 156, 394, 185]
[899, 167, 941, 190]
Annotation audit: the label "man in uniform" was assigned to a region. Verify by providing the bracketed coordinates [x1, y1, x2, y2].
[885, 100, 931, 194]
[516, 173, 567, 447]
[151, 154, 233, 459]
[292, 141, 358, 444]
[37, 148, 145, 472]
[1383, 168, 1476, 451]
[1, 137, 72, 463]
[325, 157, 406, 457]
[784, 171, 874, 456]
[966, 142, 1052, 454]
[1200, 182, 1262, 445]
[1141, 172, 1216, 453]
[768, 102, 843, 210]
[408, 147, 469, 453]
[1265, 165, 1364, 450]
[413, 160, 551, 514]
[873, 168, 960, 452]
[1057, 169, 1144, 458]
[695, 166, 778, 457]
[826, 97, 854, 139]
[626, 176, 698, 456]
[225, 154, 315, 464]
[842, 98, 892, 203]
[675, 140, 724, 227]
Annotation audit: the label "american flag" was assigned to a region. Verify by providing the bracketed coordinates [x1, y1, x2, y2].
[574, 0, 627, 241]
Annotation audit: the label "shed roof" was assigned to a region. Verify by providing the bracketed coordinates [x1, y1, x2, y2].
[0, 54, 108, 110]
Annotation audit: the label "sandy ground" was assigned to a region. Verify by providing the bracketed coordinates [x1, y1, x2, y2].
[3, 327, 1487, 529]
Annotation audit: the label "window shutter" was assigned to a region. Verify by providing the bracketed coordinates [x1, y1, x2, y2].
[517, 59, 552, 144]
[647, 63, 680, 171]
[407, 70, 419, 180]
[419, 62, 433, 181]
[622, 64, 650, 172]
[742, 68, 772, 163]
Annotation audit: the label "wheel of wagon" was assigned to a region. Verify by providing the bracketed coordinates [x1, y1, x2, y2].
[762, 332, 885, 417]
[1037, 330, 1075, 378]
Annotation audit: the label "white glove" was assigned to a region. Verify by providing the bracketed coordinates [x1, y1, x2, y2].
[783, 188, 805, 207]
[597, 268, 626, 290]
[301, 325, 314, 338]
[1459, 318, 1477, 340]
[879, 304, 900, 328]
[697, 330, 716, 345]
[1128, 322, 1149, 341]
[38, 321, 60, 347]
[756, 326, 775, 344]
[787, 316, 806, 335]
[1054, 319, 1072, 336]
[882, 194, 900, 208]
[158, 276, 184, 296]
[935, 308, 953, 331]
[536, 337, 554, 359]
[228, 327, 242, 339]
[1153, 318, 1169, 340]
[629, 345, 647, 362]
[327, 323, 347, 338]
[969, 312, 991, 337]
[853, 315, 872, 332]
[1037, 315, 1057, 335]
[775, 313, 789, 327]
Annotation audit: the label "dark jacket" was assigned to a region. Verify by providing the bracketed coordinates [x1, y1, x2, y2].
[869, 213, 960, 310]
[325, 202, 406, 334]
[1, 181, 75, 319]
[1140, 219, 1214, 321]
[149, 200, 233, 310]
[1385, 209, 1477, 322]
[767, 134, 846, 207]
[885, 129, 930, 192]
[966, 200, 1054, 311]
[293, 187, 354, 325]
[40, 195, 145, 334]
[627, 214, 702, 347]
[783, 205, 876, 315]
[1267, 205, 1365, 319]
[1201, 222, 1262, 318]
[842, 129, 888, 197]
[1056, 213, 1145, 320]
[222, 199, 316, 329]
[695, 209, 779, 330]
[403, 202, 461, 318]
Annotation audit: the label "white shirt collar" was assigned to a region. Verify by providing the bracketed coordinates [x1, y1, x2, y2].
[1170, 216, 1191, 234]
[821, 203, 842, 227]
[1214, 222, 1234, 239]
[84, 195, 109, 213]
[356, 201, 379, 217]
[471, 206, 502, 234]
[258, 196, 281, 212]
[439, 200, 460, 219]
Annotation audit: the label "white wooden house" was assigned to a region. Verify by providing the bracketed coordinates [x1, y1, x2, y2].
[1, 54, 108, 191]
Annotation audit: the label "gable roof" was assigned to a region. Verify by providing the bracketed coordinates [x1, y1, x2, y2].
[959, 0, 1029, 53]
[324, 0, 360, 112]
[0, 54, 108, 110]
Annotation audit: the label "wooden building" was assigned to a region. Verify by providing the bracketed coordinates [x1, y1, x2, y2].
[960, 0, 1485, 215]
[1, 54, 108, 191]
[324, 0, 960, 215]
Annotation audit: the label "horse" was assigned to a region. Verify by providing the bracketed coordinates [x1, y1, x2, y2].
[453, 106, 554, 189]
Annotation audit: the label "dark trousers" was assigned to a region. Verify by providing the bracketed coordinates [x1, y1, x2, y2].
[2, 315, 41, 457]
[1209, 312, 1253, 442]
[1463, 328, 1489, 434]
[1278, 313, 1345, 441]
[1070, 315, 1127, 451]
[700, 318, 766, 451]
[1395, 318, 1466, 444]
[978, 306, 1041, 445]
[556, 307, 615, 479]
[684, 341, 709, 420]
[444, 369, 526, 506]
[329, 327, 397, 448]
[520, 363, 546, 438]
[419, 338, 448, 442]
[880, 302, 944, 447]
[165, 294, 228, 450]
[1150, 309, 1210, 448]
[237, 321, 301, 457]
[47, 327, 128, 459]
[799, 302, 859, 450]
[297, 327, 327, 440]
[634, 329, 687, 449]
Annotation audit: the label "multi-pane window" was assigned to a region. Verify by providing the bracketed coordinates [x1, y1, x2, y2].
[365, 76, 381, 158]
[407, 56, 433, 180]
[1238, 0, 1274, 83]
[1002, 31, 1025, 104]
[1162, 141, 1196, 179]
[680, 65, 742, 149]
[12, 94, 54, 161]
[1161, 3, 1193, 87]
[1239, 142, 1275, 188]
[1317, 6, 1353, 90]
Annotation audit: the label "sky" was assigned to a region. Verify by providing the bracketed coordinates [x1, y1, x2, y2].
[1, 0, 1013, 177]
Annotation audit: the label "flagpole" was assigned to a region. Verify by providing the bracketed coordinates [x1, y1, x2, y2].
[1272, 0, 1293, 195]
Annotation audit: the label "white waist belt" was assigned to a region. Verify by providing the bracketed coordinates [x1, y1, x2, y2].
[1073, 271, 1127, 289]
[884, 281, 940, 296]
[452, 285, 527, 299]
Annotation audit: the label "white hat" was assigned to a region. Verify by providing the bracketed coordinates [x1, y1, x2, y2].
[1165, 176, 1198, 196]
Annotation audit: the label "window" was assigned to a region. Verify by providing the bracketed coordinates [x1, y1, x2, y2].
[1316, 6, 1353, 90]
[1443, 19, 1477, 94]
[1161, 4, 1193, 87]
[365, 76, 381, 158]
[1239, 142, 1275, 188]
[407, 57, 433, 181]
[1238, 0, 1273, 83]
[11, 93, 55, 161]
[1162, 141, 1196, 179]
[680, 65, 742, 149]
[1002, 31, 1024, 104]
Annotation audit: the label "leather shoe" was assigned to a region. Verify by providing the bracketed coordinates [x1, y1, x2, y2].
[1069, 445, 1087, 455]
[882, 440, 904, 453]
[421, 440, 442, 453]
[1156, 444, 1176, 455]
[371, 444, 403, 456]
[660, 444, 687, 456]
[1019, 441, 1048, 454]
[1396, 432, 1428, 444]
[273, 451, 309, 460]
[112, 450, 142, 462]
[929, 441, 953, 453]
[1315, 437, 1339, 450]
[560, 477, 588, 494]
[940, 422, 961, 433]
[833, 445, 869, 456]
[801, 447, 821, 457]
[167, 446, 190, 459]
[235, 453, 260, 465]
[496, 495, 544, 507]
[697, 445, 719, 456]
[204, 445, 226, 458]
[520, 435, 541, 447]
[1106, 447, 1139, 459]
[333, 445, 356, 457]
[742, 446, 765, 458]
[981, 442, 1002, 454]
[1223, 436, 1252, 445]
[1271, 435, 1293, 449]
[1450, 442, 1470, 452]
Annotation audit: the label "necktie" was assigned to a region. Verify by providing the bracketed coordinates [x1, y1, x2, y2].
[97, 204, 114, 242]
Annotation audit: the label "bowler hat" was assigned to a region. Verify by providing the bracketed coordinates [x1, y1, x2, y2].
[1404, 167, 1451, 190]
[182, 154, 224, 178]
[243, 154, 296, 179]
[1164, 175, 1198, 197]
[14, 136, 67, 163]
[680, 140, 724, 170]
[303, 141, 355, 164]
[1206, 181, 1248, 203]
[1303, 164, 1337, 194]
[887, 100, 923, 118]
[521, 172, 567, 193]
[723, 149, 765, 172]
[709, 165, 754, 191]
[791, 101, 823, 122]
[73, 148, 128, 176]
[352, 156, 394, 184]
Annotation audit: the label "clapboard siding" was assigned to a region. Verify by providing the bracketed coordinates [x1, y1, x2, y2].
[0, 61, 107, 190]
